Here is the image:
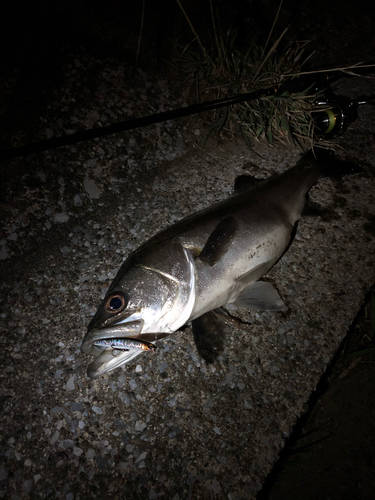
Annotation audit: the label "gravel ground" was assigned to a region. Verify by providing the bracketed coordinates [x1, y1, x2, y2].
[1, 45, 375, 500]
[1, 1, 375, 496]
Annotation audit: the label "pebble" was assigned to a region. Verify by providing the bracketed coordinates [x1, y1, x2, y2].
[158, 361, 168, 373]
[0, 467, 8, 480]
[136, 451, 147, 463]
[54, 213, 70, 223]
[135, 421, 147, 432]
[74, 194, 83, 206]
[70, 402, 84, 412]
[83, 178, 102, 198]
[168, 396, 178, 408]
[129, 379, 138, 391]
[65, 376, 76, 391]
[23, 480, 32, 493]
[50, 431, 60, 445]
[73, 447, 83, 456]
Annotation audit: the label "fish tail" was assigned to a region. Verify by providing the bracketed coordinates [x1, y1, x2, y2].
[303, 147, 362, 178]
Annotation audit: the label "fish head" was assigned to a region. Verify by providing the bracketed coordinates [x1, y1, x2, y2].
[81, 240, 196, 378]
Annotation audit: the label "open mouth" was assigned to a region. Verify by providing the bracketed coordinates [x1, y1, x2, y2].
[86, 348, 146, 378]
[80, 320, 144, 354]
[80, 320, 171, 378]
[80, 320, 144, 378]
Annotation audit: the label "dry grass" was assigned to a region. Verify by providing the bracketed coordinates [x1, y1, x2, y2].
[175, 0, 373, 150]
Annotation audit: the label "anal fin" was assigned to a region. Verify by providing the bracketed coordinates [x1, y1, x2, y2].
[233, 281, 288, 311]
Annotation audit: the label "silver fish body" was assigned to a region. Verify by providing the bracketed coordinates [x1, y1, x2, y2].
[81, 152, 347, 378]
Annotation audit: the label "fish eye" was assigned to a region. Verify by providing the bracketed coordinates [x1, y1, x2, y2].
[104, 292, 128, 313]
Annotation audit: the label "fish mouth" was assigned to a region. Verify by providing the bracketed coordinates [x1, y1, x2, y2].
[80, 320, 145, 378]
[80, 320, 144, 354]
[86, 348, 145, 379]
[81, 320, 171, 378]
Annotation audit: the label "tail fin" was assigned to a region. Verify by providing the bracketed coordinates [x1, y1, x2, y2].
[304, 147, 362, 178]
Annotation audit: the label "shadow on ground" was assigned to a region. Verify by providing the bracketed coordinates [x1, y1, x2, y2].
[259, 290, 375, 500]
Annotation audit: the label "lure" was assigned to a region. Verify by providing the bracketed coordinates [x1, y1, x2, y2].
[94, 338, 156, 352]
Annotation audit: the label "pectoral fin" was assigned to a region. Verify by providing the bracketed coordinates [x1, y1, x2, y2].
[199, 216, 238, 266]
[192, 309, 228, 363]
[233, 281, 288, 311]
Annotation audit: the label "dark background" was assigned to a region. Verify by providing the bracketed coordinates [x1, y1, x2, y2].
[1, 0, 375, 150]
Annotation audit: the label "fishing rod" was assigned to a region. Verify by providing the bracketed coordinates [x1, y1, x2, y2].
[0, 86, 278, 160]
[0, 75, 373, 160]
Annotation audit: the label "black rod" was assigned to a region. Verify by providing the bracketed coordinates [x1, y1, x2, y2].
[0, 87, 277, 161]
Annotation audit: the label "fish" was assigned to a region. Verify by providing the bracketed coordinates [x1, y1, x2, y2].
[93, 338, 157, 351]
[81, 149, 358, 378]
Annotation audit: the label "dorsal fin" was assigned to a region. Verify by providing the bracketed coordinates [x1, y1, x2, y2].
[233, 174, 267, 194]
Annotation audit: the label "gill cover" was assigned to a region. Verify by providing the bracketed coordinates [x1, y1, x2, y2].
[111, 238, 196, 335]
